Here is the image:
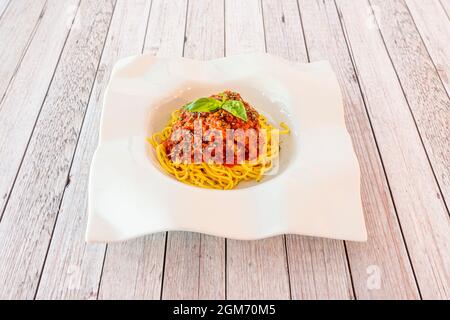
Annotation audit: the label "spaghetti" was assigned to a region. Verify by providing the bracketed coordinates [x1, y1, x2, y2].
[148, 91, 290, 190]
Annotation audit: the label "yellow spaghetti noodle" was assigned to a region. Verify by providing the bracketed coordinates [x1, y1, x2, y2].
[148, 109, 289, 190]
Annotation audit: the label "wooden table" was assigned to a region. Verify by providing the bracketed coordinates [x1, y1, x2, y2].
[0, 0, 448, 300]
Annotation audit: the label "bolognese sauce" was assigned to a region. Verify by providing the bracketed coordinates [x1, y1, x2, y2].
[162, 91, 262, 165]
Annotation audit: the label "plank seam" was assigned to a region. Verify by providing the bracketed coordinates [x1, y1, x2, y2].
[32, 0, 118, 299]
[0, 0, 11, 24]
[333, 0, 422, 299]
[369, 0, 449, 214]
[95, 0, 155, 300]
[159, 233, 169, 300]
[96, 245, 109, 300]
[160, 0, 190, 300]
[0, 0, 49, 111]
[283, 235, 293, 300]
[181, 0, 189, 57]
[295, 0, 354, 299]
[343, 242, 357, 300]
[404, 1, 450, 101]
[224, 237, 228, 300]
[438, 0, 450, 21]
[260, 0, 292, 299]
[197, 235, 202, 299]
[295, 0, 310, 62]
[0, 0, 82, 223]
[259, 0, 268, 53]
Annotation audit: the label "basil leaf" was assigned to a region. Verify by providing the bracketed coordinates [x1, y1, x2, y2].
[185, 97, 222, 112]
[222, 100, 248, 121]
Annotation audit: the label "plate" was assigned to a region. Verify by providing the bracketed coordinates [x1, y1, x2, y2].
[86, 53, 367, 242]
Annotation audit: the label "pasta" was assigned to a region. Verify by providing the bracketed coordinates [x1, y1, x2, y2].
[147, 91, 290, 190]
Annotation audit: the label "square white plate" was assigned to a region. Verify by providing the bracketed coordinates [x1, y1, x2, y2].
[86, 53, 367, 242]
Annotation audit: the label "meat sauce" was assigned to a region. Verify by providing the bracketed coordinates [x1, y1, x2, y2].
[163, 91, 262, 165]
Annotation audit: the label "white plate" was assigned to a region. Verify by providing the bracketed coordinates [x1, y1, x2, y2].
[86, 53, 367, 242]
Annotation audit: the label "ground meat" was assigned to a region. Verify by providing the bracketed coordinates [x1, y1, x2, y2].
[163, 91, 262, 165]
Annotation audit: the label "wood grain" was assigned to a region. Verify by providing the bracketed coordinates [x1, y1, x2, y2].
[0, 0, 47, 103]
[299, 0, 420, 300]
[225, 0, 290, 300]
[0, 0, 447, 300]
[95, 0, 189, 300]
[0, 0, 10, 18]
[161, 0, 226, 300]
[262, 0, 354, 300]
[405, 0, 450, 96]
[336, 0, 450, 299]
[99, 235, 165, 300]
[440, 0, 450, 17]
[35, 0, 152, 300]
[371, 0, 450, 238]
[0, 0, 79, 220]
[0, 0, 116, 299]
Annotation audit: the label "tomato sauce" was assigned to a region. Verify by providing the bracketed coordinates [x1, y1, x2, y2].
[163, 91, 262, 165]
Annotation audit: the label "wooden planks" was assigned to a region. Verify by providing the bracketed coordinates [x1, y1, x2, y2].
[0, 0, 116, 299]
[0, 0, 47, 103]
[371, 0, 450, 299]
[161, 0, 226, 300]
[99, 235, 165, 300]
[0, 0, 10, 18]
[225, 0, 290, 300]
[0, 0, 447, 300]
[36, 0, 153, 300]
[0, 0, 80, 220]
[298, 0, 419, 300]
[262, 0, 354, 300]
[97, 0, 189, 300]
[372, 0, 450, 238]
[440, 0, 450, 17]
[336, 0, 450, 299]
[405, 0, 450, 96]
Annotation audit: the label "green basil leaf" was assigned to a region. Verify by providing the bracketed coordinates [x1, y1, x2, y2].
[222, 100, 248, 121]
[185, 97, 222, 112]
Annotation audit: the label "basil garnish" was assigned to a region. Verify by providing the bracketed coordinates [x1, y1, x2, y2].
[184, 97, 222, 112]
[184, 94, 248, 121]
[221, 100, 247, 121]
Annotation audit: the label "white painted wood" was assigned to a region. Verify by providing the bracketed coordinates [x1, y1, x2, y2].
[225, 0, 266, 56]
[286, 237, 354, 299]
[406, 0, 450, 96]
[0, 0, 79, 220]
[143, 0, 188, 57]
[371, 0, 450, 244]
[0, 0, 10, 18]
[98, 0, 189, 300]
[0, 0, 447, 300]
[162, 232, 200, 299]
[0, 0, 47, 103]
[0, 0, 116, 299]
[262, 0, 307, 62]
[198, 235, 226, 299]
[161, 0, 226, 300]
[36, 0, 153, 300]
[440, 0, 450, 17]
[299, 0, 420, 300]
[262, 0, 354, 300]
[99, 235, 165, 300]
[225, 0, 290, 300]
[184, 0, 225, 61]
[336, 0, 450, 299]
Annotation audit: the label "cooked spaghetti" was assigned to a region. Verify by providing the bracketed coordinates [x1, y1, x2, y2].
[148, 91, 290, 190]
